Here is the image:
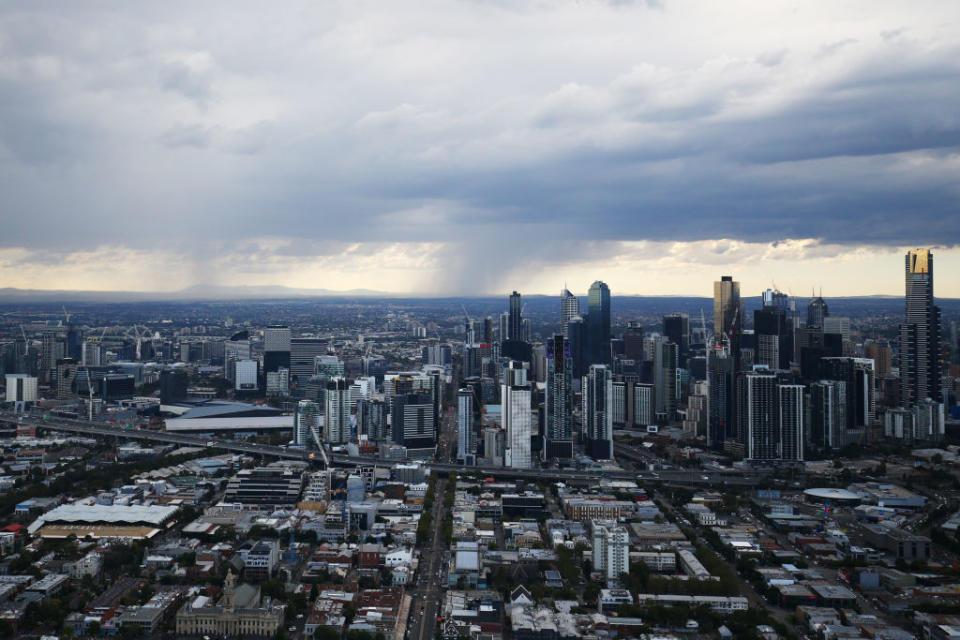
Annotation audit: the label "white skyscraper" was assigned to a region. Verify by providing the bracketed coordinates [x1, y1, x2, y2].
[324, 378, 350, 444]
[592, 519, 630, 584]
[294, 400, 321, 449]
[561, 289, 579, 338]
[502, 362, 531, 469]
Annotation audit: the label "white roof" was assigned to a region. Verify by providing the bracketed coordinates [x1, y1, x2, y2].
[30, 503, 178, 532]
[165, 416, 294, 431]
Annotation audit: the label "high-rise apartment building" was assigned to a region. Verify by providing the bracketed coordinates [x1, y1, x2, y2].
[586, 281, 611, 365]
[738, 371, 805, 461]
[810, 380, 847, 450]
[457, 389, 474, 464]
[502, 361, 531, 469]
[583, 364, 613, 460]
[591, 520, 630, 585]
[324, 378, 350, 444]
[900, 249, 942, 407]
[707, 345, 735, 449]
[545, 335, 573, 460]
[392, 392, 436, 452]
[294, 399, 322, 448]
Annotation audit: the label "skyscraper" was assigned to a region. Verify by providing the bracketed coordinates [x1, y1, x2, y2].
[807, 292, 829, 329]
[583, 364, 613, 460]
[707, 345, 734, 449]
[508, 291, 522, 342]
[900, 249, 942, 407]
[561, 289, 579, 337]
[713, 276, 741, 345]
[457, 388, 474, 464]
[324, 378, 350, 444]
[810, 380, 847, 450]
[738, 370, 805, 461]
[662, 313, 690, 366]
[294, 399, 322, 448]
[502, 361, 532, 469]
[545, 335, 573, 460]
[755, 295, 791, 371]
[586, 281, 611, 365]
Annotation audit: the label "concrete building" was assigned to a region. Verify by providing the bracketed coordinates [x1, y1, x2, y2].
[592, 519, 630, 585]
[175, 569, 284, 637]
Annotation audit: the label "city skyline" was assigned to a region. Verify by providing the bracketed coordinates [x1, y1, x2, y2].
[1, 2, 959, 296]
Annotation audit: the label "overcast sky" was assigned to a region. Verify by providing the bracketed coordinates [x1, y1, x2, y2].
[1, 1, 959, 297]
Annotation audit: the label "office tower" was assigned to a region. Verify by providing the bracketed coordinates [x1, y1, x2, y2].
[820, 357, 875, 433]
[561, 289, 579, 337]
[5, 374, 37, 412]
[545, 335, 573, 460]
[779, 384, 805, 461]
[807, 292, 829, 329]
[457, 389, 474, 464]
[566, 316, 586, 378]
[583, 364, 613, 459]
[713, 276, 741, 343]
[823, 317, 851, 343]
[864, 341, 892, 379]
[160, 369, 188, 404]
[663, 313, 690, 366]
[755, 302, 791, 371]
[810, 380, 847, 450]
[900, 249, 942, 406]
[55, 358, 79, 400]
[294, 400, 322, 448]
[508, 291, 522, 341]
[482, 317, 494, 343]
[324, 378, 350, 444]
[707, 345, 735, 449]
[290, 338, 327, 384]
[498, 313, 509, 342]
[235, 360, 258, 391]
[502, 361, 532, 469]
[263, 325, 291, 374]
[392, 392, 436, 452]
[591, 520, 630, 585]
[622, 323, 644, 362]
[586, 281, 611, 365]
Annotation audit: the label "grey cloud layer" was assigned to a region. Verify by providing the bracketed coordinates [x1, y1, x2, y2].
[0, 0, 958, 287]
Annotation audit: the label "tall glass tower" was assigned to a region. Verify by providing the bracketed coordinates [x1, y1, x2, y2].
[900, 249, 942, 406]
[586, 281, 611, 365]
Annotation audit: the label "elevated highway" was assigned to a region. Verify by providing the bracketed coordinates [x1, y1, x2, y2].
[0, 412, 767, 486]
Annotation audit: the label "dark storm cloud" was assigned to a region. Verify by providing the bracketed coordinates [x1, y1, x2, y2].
[0, 0, 958, 292]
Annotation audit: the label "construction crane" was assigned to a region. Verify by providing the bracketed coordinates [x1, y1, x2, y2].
[62, 306, 72, 326]
[700, 309, 708, 348]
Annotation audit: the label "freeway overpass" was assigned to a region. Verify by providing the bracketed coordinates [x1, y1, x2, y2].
[0, 412, 766, 486]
